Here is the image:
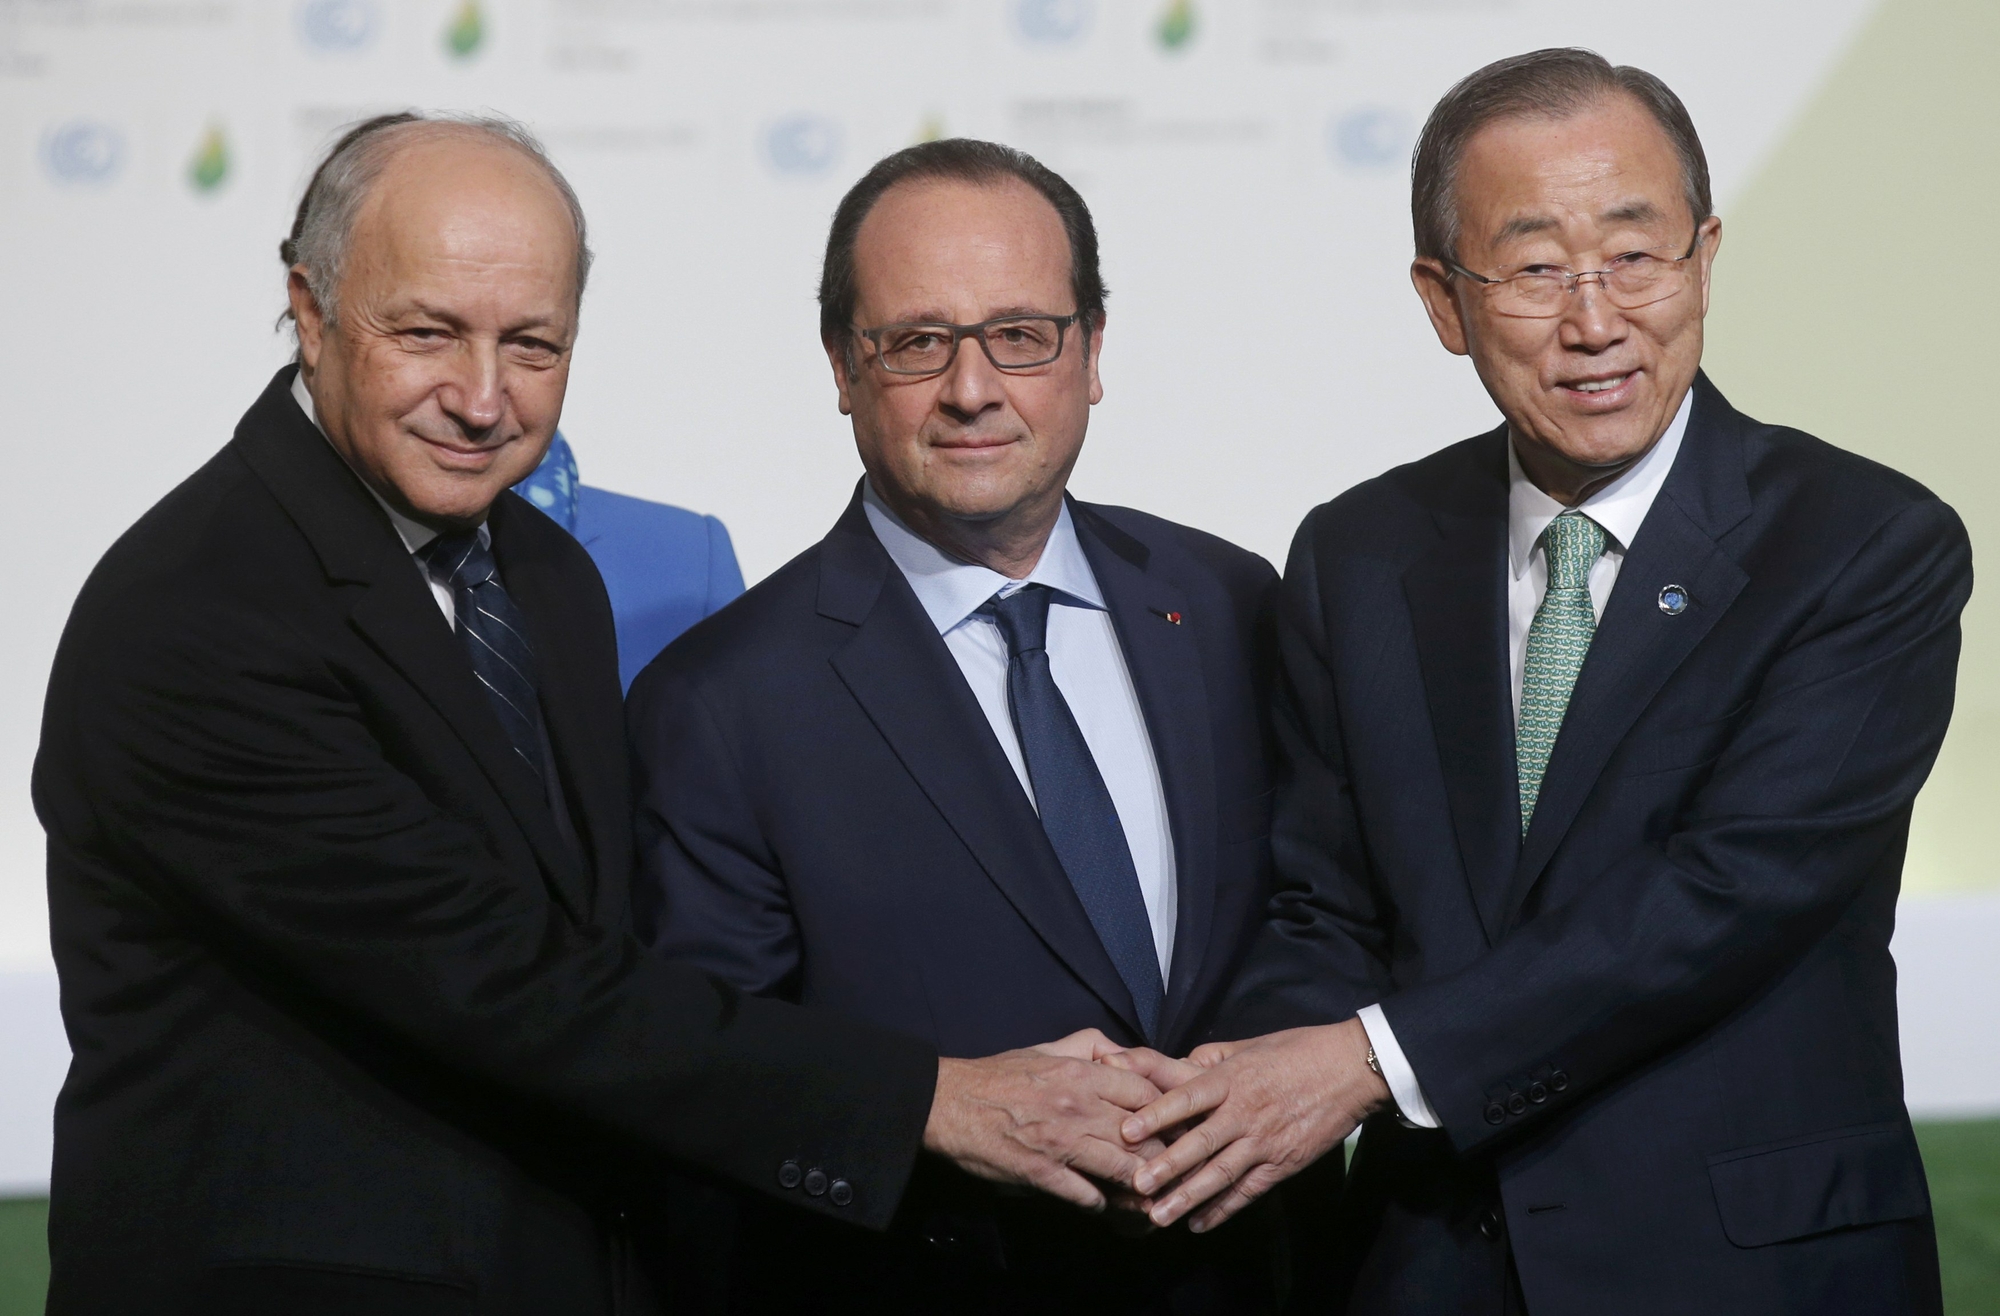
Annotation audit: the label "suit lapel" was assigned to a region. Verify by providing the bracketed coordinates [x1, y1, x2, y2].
[234, 368, 593, 920]
[491, 494, 624, 922]
[1403, 429, 1517, 944]
[1071, 504, 1217, 1050]
[817, 496, 1147, 1039]
[1502, 375, 1754, 927]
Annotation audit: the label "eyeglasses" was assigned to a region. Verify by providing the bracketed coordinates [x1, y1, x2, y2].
[854, 314, 1080, 376]
[1447, 232, 1702, 319]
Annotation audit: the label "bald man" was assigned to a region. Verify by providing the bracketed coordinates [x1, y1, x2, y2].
[33, 113, 1165, 1316]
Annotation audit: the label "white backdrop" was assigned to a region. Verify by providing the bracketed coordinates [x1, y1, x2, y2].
[13, 0, 1986, 1192]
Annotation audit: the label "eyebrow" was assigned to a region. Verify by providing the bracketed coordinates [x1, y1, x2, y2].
[876, 304, 1068, 326]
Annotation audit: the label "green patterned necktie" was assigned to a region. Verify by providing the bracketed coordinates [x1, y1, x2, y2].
[1517, 511, 1607, 833]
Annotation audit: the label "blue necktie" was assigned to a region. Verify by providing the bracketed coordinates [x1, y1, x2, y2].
[984, 584, 1164, 1042]
[422, 530, 550, 785]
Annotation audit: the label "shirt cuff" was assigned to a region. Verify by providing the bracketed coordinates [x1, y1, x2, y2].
[1357, 1003, 1441, 1129]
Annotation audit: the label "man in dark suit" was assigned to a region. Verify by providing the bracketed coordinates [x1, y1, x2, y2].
[32, 113, 1166, 1315]
[1118, 50, 1969, 1315]
[628, 139, 1294, 1311]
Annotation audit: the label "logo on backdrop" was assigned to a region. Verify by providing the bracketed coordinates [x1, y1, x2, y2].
[1013, 0, 1094, 46]
[188, 124, 230, 194]
[444, 0, 486, 60]
[1156, 0, 1195, 52]
[763, 114, 842, 177]
[41, 120, 123, 186]
[1329, 107, 1411, 170]
[297, 0, 378, 53]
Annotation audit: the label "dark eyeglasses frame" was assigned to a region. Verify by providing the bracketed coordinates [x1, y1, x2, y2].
[853, 313, 1082, 377]
[1446, 231, 1703, 312]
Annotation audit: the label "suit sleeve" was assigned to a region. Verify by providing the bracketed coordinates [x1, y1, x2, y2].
[1383, 495, 1971, 1152]
[628, 661, 804, 999]
[36, 590, 935, 1229]
[1209, 512, 1399, 1039]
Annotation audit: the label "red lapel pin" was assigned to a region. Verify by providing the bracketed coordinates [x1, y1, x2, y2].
[1150, 608, 1183, 625]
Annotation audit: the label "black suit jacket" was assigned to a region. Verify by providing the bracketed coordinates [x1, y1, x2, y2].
[32, 369, 937, 1316]
[627, 491, 1293, 1309]
[1223, 375, 1968, 1316]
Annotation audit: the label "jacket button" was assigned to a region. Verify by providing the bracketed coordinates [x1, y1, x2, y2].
[1479, 1208, 1504, 1240]
[1550, 1070, 1570, 1093]
[1483, 1102, 1506, 1125]
[1506, 1093, 1528, 1116]
[829, 1179, 853, 1207]
[803, 1168, 829, 1197]
[1527, 1082, 1549, 1104]
[777, 1161, 803, 1190]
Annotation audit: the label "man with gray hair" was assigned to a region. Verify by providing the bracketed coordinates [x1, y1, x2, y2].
[1113, 49, 1966, 1314]
[33, 112, 1170, 1315]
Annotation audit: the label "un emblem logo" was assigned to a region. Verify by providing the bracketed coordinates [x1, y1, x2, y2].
[1014, 0, 1094, 46]
[297, 0, 378, 52]
[764, 115, 842, 177]
[42, 121, 123, 186]
[1329, 107, 1411, 170]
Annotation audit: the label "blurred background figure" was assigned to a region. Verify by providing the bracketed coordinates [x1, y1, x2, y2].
[513, 435, 744, 690]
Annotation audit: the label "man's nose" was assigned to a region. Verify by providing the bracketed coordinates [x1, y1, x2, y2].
[1558, 280, 1627, 352]
[935, 334, 1007, 420]
[441, 342, 506, 434]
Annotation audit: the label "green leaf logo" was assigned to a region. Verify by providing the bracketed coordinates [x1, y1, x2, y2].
[188, 124, 229, 193]
[445, 0, 484, 59]
[915, 113, 945, 144]
[1157, 0, 1195, 51]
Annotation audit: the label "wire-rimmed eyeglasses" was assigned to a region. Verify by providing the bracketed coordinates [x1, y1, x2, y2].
[854, 314, 1081, 376]
[1447, 232, 1703, 319]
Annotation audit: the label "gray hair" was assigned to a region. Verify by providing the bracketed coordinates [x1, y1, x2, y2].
[1411, 48, 1712, 264]
[279, 111, 592, 333]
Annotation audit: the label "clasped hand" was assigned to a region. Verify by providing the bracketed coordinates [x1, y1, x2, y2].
[923, 1018, 1388, 1231]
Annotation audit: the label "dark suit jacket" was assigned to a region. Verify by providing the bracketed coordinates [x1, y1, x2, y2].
[627, 491, 1294, 1310]
[31, 369, 937, 1316]
[1222, 375, 1969, 1316]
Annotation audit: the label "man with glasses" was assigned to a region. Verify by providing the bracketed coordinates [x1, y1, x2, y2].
[627, 138, 1292, 1311]
[1112, 49, 1967, 1315]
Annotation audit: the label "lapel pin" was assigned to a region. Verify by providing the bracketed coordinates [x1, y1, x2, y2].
[1658, 584, 1690, 616]
[1150, 608, 1184, 625]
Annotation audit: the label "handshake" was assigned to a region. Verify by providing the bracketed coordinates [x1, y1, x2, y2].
[922, 1016, 1392, 1233]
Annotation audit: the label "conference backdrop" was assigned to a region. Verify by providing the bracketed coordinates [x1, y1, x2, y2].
[1, 0, 1995, 1163]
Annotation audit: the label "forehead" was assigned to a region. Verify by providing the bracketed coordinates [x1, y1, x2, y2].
[851, 175, 1073, 316]
[351, 135, 578, 283]
[1454, 95, 1689, 245]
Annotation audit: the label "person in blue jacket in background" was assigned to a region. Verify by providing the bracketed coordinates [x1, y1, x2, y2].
[515, 433, 745, 690]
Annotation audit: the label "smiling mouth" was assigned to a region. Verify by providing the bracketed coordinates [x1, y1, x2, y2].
[1563, 373, 1633, 395]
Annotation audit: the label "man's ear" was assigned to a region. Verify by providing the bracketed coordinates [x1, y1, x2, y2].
[1410, 258, 1470, 357]
[1084, 313, 1106, 407]
[1693, 214, 1723, 319]
[288, 267, 327, 372]
[824, 336, 855, 416]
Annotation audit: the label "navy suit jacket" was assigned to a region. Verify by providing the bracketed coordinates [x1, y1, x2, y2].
[630, 488, 1279, 1061]
[1222, 375, 1969, 1316]
[625, 489, 1293, 1306]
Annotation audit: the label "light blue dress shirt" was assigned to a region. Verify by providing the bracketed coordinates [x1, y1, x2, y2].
[862, 482, 1178, 979]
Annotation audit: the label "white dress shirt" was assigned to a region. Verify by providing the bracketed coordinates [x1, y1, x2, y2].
[291, 371, 479, 625]
[1359, 389, 1692, 1128]
[862, 482, 1179, 979]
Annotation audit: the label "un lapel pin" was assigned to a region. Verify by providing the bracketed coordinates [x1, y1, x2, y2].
[1658, 584, 1690, 616]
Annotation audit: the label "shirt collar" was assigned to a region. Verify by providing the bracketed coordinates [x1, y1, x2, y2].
[861, 480, 1106, 636]
[291, 369, 464, 557]
[1507, 385, 1692, 580]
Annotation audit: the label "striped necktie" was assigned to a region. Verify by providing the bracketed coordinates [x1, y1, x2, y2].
[1517, 511, 1606, 834]
[422, 530, 551, 785]
[984, 584, 1164, 1042]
